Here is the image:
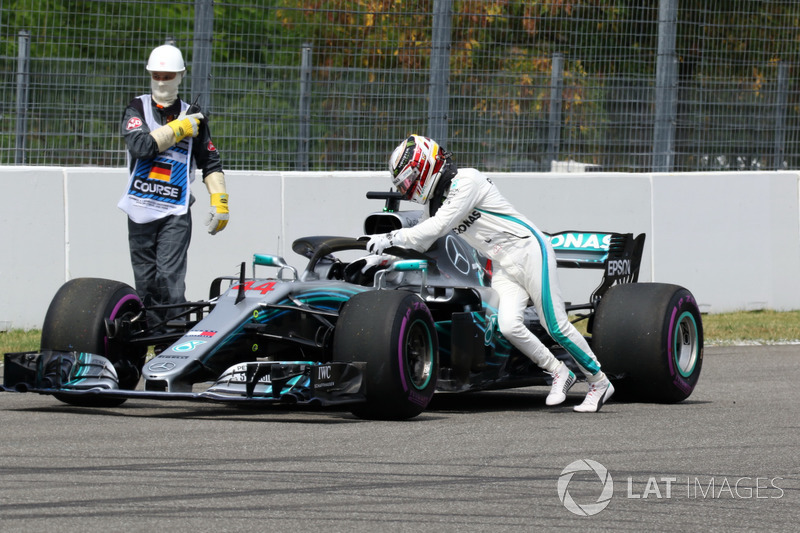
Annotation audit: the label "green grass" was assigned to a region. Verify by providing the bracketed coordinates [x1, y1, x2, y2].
[701, 309, 800, 346]
[1, 329, 41, 354]
[1, 310, 798, 355]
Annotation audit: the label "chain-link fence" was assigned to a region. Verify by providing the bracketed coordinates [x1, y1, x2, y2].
[2, 0, 799, 172]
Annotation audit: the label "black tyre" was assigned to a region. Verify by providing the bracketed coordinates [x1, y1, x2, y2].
[333, 290, 438, 420]
[40, 278, 147, 407]
[592, 283, 703, 403]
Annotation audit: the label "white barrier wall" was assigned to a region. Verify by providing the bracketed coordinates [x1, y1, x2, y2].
[1, 167, 798, 329]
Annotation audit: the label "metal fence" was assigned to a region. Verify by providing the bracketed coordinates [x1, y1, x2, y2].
[2, 0, 799, 172]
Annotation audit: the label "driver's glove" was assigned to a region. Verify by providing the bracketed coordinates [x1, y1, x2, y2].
[360, 254, 394, 273]
[366, 231, 403, 255]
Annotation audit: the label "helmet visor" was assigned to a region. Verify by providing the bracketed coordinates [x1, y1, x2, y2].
[394, 166, 419, 199]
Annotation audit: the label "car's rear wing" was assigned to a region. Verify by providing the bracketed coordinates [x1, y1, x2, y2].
[549, 231, 646, 301]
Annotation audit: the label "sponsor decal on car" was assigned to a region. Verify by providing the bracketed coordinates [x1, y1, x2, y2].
[187, 330, 216, 337]
[607, 259, 632, 277]
[549, 232, 611, 251]
[147, 361, 176, 371]
[172, 340, 206, 352]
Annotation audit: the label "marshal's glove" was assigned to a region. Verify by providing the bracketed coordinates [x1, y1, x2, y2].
[204, 171, 229, 235]
[178, 109, 204, 121]
[206, 193, 229, 235]
[149, 113, 204, 152]
[167, 114, 203, 141]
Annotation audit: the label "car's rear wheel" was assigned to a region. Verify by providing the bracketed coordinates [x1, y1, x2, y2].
[40, 278, 147, 407]
[591, 283, 703, 403]
[333, 290, 438, 420]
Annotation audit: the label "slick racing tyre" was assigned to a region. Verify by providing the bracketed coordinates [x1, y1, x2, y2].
[591, 283, 703, 403]
[334, 290, 438, 420]
[40, 278, 147, 407]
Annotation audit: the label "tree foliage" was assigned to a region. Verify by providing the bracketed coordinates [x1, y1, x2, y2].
[1, 0, 799, 170]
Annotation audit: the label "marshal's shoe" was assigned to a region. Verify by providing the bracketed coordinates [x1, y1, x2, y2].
[546, 362, 576, 406]
[573, 377, 615, 413]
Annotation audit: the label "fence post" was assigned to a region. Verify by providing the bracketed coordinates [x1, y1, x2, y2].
[547, 53, 564, 171]
[15, 30, 31, 165]
[191, 0, 214, 111]
[652, 0, 678, 172]
[298, 44, 312, 171]
[773, 61, 789, 170]
[428, 0, 452, 145]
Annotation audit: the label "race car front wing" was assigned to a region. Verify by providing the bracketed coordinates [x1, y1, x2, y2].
[2, 350, 367, 407]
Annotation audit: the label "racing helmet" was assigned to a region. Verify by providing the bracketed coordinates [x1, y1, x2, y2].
[389, 135, 448, 205]
[146, 44, 186, 73]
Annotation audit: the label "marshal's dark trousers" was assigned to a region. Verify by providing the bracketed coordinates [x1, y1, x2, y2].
[127, 211, 192, 327]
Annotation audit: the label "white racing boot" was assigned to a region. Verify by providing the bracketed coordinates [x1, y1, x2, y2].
[574, 377, 615, 413]
[546, 362, 576, 406]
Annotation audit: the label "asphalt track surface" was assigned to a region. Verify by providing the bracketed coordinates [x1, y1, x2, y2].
[1, 345, 798, 532]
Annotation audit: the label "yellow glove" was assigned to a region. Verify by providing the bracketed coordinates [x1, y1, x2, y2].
[149, 113, 204, 152]
[204, 172, 229, 235]
[206, 193, 229, 235]
[167, 116, 201, 143]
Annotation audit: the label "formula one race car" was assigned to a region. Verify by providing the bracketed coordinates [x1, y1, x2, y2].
[2, 192, 703, 420]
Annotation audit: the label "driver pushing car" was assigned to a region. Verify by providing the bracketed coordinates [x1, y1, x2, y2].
[367, 135, 614, 413]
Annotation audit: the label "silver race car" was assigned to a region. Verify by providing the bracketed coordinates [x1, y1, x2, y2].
[2, 192, 703, 420]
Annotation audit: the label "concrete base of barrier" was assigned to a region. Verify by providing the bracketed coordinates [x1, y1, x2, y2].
[1, 167, 798, 328]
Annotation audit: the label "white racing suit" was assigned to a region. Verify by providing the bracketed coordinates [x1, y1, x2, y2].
[391, 168, 605, 381]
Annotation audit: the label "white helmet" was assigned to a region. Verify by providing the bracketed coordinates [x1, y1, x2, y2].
[388, 135, 448, 205]
[146, 44, 186, 73]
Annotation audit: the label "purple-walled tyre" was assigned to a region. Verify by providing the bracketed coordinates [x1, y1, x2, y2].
[40, 278, 147, 407]
[592, 282, 704, 403]
[334, 290, 438, 420]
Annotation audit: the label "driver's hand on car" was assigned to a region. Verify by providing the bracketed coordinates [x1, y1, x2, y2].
[359, 254, 394, 273]
[366, 231, 404, 255]
[344, 254, 396, 285]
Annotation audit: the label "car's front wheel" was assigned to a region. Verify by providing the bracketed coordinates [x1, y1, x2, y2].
[333, 290, 438, 420]
[40, 278, 147, 407]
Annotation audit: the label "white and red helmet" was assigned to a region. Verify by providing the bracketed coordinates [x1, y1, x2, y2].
[388, 135, 447, 205]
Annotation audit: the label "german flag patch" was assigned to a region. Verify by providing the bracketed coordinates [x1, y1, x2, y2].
[148, 161, 172, 182]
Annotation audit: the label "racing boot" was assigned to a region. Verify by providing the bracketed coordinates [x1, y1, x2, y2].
[574, 376, 615, 413]
[546, 362, 576, 406]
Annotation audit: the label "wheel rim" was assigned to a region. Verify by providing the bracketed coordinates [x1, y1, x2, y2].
[673, 311, 699, 377]
[404, 319, 434, 390]
[106, 293, 145, 389]
[103, 293, 142, 355]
